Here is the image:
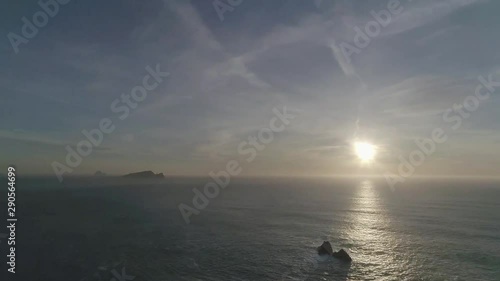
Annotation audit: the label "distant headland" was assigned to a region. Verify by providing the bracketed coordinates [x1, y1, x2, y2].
[122, 171, 165, 179]
[93, 170, 165, 179]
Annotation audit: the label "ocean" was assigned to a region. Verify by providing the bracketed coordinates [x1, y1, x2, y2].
[2, 177, 500, 281]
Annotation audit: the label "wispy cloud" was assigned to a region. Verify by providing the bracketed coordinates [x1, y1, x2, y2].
[1, 0, 499, 176]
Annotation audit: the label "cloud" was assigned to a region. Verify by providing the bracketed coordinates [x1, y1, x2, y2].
[0, 130, 65, 146]
[389, 0, 486, 35]
[1, 0, 499, 176]
[166, 0, 222, 52]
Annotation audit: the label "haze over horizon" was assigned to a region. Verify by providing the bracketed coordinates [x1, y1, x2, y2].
[1, 0, 500, 179]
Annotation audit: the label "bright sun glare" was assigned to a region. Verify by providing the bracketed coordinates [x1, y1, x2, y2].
[354, 141, 377, 163]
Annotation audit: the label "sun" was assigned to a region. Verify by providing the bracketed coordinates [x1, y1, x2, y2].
[354, 141, 377, 163]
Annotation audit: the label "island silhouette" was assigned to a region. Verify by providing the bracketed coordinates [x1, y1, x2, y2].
[93, 170, 164, 179]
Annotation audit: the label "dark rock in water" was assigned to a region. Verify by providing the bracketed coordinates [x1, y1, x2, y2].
[122, 171, 164, 179]
[317, 241, 334, 256]
[94, 171, 107, 177]
[317, 241, 352, 262]
[332, 249, 352, 262]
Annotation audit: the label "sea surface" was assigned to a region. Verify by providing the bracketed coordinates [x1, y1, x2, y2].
[2, 177, 500, 281]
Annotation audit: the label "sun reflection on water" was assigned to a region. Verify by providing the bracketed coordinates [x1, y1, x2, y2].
[343, 180, 405, 279]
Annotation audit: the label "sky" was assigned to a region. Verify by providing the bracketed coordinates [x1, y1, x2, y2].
[1, 0, 499, 178]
